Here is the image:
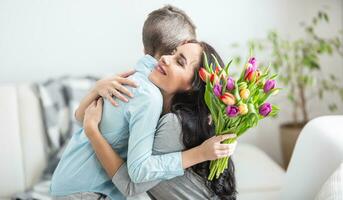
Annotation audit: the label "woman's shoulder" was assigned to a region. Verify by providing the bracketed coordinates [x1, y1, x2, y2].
[159, 113, 179, 124]
[157, 113, 182, 134]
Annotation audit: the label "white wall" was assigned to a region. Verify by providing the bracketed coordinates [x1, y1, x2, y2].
[1, 0, 342, 165]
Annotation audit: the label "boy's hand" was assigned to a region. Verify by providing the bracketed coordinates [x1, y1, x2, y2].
[93, 69, 138, 106]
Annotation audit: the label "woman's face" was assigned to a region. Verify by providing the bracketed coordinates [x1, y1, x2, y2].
[149, 43, 203, 94]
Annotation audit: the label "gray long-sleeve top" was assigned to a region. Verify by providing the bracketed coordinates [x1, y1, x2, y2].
[112, 113, 218, 200]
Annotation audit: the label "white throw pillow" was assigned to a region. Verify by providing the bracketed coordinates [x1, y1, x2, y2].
[315, 162, 343, 200]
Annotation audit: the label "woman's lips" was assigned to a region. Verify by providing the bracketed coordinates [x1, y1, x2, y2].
[156, 64, 167, 75]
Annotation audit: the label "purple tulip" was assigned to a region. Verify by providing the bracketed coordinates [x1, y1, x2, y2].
[259, 103, 272, 117]
[226, 105, 239, 117]
[248, 57, 257, 68]
[226, 77, 235, 91]
[264, 80, 276, 93]
[213, 84, 222, 97]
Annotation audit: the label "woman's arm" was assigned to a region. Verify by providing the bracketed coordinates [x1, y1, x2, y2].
[84, 100, 236, 196]
[83, 98, 124, 177]
[75, 90, 99, 124]
[84, 98, 233, 176]
[125, 92, 237, 183]
[75, 69, 137, 123]
[111, 113, 236, 196]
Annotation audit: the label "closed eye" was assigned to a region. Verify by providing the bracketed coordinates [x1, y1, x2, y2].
[180, 53, 187, 65]
[177, 59, 184, 67]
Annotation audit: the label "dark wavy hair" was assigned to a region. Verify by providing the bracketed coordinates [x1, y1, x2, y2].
[170, 42, 237, 199]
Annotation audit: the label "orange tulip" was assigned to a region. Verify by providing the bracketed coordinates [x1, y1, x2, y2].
[220, 93, 236, 105]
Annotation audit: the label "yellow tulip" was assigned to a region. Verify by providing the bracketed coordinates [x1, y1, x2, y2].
[240, 88, 250, 100]
[238, 104, 248, 115]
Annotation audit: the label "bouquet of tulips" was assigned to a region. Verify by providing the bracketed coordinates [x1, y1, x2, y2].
[199, 54, 280, 180]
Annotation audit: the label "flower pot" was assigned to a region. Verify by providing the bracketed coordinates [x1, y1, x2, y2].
[280, 122, 306, 170]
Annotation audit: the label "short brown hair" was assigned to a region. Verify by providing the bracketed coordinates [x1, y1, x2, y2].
[142, 5, 196, 56]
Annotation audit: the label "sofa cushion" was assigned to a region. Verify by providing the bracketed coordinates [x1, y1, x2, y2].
[234, 144, 285, 194]
[37, 76, 97, 156]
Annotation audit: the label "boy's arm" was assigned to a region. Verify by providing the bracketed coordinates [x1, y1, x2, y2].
[111, 163, 161, 196]
[111, 113, 184, 196]
[126, 92, 183, 183]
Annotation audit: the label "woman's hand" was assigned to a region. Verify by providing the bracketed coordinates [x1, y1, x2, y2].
[83, 97, 125, 178]
[93, 69, 138, 106]
[199, 134, 237, 161]
[84, 98, 104, 138]
[74, 69, 137, 123]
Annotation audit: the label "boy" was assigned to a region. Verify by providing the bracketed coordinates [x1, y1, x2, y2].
[51, 5, 196, 200]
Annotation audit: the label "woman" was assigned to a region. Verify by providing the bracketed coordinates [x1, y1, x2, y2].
[81, 42, 237, 199]
[52, 41, 236, 200]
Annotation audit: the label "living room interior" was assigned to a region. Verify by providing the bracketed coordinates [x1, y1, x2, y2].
[0, 0, 342, 199]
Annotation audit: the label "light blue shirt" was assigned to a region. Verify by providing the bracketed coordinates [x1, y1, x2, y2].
[50, 55, 184, 200]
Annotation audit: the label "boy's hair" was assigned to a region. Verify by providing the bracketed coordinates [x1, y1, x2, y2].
[142, 5, 196, 56]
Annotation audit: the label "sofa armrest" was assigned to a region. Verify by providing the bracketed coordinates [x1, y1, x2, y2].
[281, 115, 343, 200]
[0, 84, 47, 198]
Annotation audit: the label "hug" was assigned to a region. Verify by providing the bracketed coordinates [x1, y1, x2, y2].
[51, 5, 237, 200]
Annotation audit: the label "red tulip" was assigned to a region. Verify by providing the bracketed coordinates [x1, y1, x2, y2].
[215, 66, 222, 74]
[210, 74, 219, 84]
[199, 68, 210, 82]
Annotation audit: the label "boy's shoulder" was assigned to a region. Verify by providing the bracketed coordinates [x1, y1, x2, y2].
[129, 73, 162, 103]
[134, 54, 157, 73]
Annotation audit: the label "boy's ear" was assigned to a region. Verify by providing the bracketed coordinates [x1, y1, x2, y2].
[180, 40, 189, 45]
[180, 39, 194, 46]
[153, 52, 161, 60]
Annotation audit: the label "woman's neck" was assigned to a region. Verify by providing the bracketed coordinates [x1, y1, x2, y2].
[161, 91, 173, 115]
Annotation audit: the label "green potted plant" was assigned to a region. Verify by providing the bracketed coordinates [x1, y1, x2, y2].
[232, 11, 343, 169]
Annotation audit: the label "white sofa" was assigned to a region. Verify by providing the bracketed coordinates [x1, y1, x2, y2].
[0, 84, 47, 198]
[281, 115, 343, 199]
[0, 83, 286, 199]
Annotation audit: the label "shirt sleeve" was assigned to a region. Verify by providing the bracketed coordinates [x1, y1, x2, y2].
[112, 163, 160, 196]
[112, 113, 185, 195]
[126, 94, 184, 183]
